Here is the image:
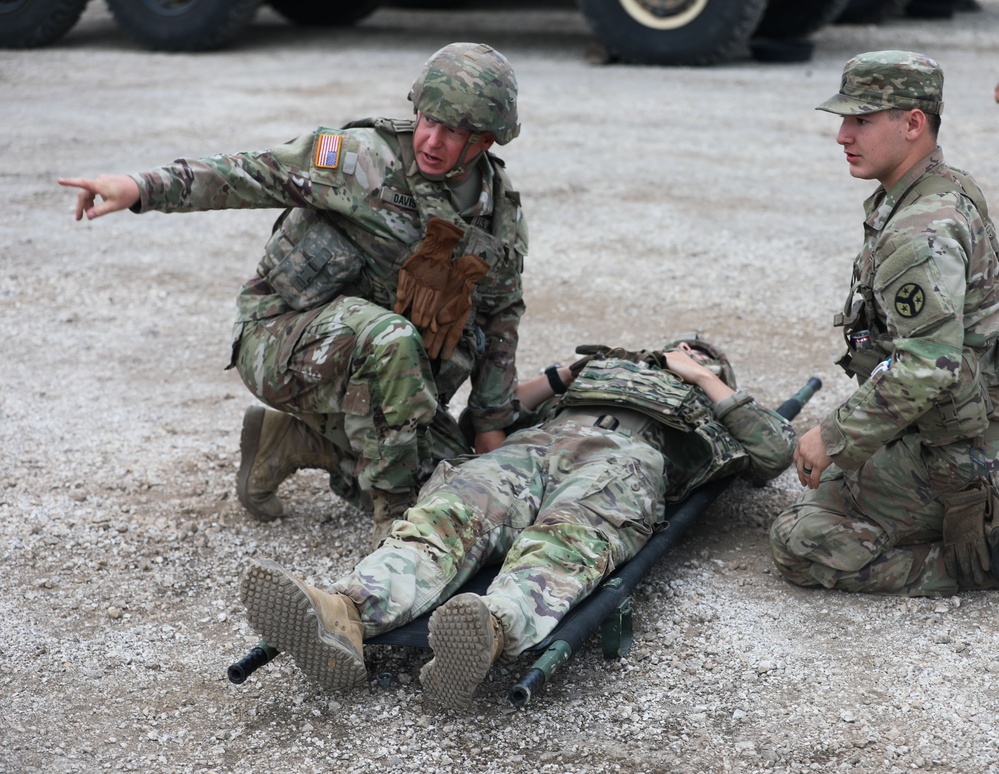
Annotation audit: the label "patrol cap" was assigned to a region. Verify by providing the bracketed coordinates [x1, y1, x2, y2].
[816, 50, 944, 116]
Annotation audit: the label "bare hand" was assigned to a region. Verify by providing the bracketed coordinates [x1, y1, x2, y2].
[794, 425, 831, 488]
[58, 175, 140, 221]
[663, 346, 712, 383]
[995, 81, 999, 104]
[664, 345, 735, 404]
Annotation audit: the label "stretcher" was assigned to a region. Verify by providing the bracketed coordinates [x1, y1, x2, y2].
[228, 376, 821, 707]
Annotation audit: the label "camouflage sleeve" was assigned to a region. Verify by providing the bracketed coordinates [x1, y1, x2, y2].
[131, 132, 321, 213]
[465, 211, 527, 434]
[821, 220, 967, 470]
[713, 390, 797, 482]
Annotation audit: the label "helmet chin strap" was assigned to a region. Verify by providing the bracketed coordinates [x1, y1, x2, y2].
[421, 132, 484, 182]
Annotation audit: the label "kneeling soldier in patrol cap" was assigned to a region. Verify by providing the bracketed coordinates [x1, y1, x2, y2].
[59, 43, 528, 548]
[771, 51, 999, 596]
[240, 337, 796, 709]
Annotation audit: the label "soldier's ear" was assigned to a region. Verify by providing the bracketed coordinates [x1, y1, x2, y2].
[906, 109, 928, 139]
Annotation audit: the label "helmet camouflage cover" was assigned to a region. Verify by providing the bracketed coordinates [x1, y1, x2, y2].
[409, 42, 520, 145]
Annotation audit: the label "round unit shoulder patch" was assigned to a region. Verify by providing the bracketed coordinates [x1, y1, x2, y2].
[894, 283, 925, 318]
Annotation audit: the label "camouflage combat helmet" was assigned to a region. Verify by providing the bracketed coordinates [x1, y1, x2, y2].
[409, 42, 520, 145]
[664, 332, 737, 389]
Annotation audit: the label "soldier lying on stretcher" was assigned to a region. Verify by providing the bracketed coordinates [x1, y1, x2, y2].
[239, 336, 797, 710]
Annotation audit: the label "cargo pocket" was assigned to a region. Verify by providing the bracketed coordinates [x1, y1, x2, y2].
[577, 458, 660, 536]
[266, 306, 327, 374]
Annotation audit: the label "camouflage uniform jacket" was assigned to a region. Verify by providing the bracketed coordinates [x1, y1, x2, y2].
[825, 149, 999, 471]
[550, 358, 796, 502]
[130, 119, 528, 433]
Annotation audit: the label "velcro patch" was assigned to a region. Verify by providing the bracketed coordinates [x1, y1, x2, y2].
[894, 283, 925, 318]
[314, 133, 342, 169]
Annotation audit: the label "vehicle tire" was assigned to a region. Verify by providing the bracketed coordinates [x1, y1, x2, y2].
[0, 0, 89, 48]
[834, 0, 907, 23]
[267, 0, 380, 25]
[575, 0, 769, 66]
[386, 0, 468, 8]
[905, 0, 955, 18]
[749, 38, 814, 62]
[754, 0, 852, 39]
[105, 0, 264, 51]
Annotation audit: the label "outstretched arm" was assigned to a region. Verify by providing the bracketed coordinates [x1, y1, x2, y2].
[58, 175, 140, 220]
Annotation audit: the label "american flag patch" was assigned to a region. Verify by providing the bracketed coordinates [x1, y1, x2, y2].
[314, 133, 342, 169]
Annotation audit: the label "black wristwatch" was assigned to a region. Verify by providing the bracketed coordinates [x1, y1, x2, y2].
[545, 364, 568, 395]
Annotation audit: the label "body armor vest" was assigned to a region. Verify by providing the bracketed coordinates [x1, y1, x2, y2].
[558, 357, 748, 497]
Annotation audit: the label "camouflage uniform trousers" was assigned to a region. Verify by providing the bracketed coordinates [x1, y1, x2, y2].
[770, 432, 999, 597]
[235, 295, 446, 495]
[330, 419, 666, 659]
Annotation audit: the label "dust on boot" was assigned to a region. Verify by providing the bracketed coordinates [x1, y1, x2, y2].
[420, 592, 504, 710]
[237, 405, 341, 522]
[240, 558, 367, 692]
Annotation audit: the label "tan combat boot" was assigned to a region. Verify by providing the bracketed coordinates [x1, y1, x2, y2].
[237, 405, 339, 522]
[420, 593, 505, 710]
[240, 558, 366, 692]
[369, 488, 416, 550]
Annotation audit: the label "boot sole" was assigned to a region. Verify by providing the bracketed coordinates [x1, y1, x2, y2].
[237, 406, 281, 522]
[421, 593, 495, 710]
[240, 559, 366, 693]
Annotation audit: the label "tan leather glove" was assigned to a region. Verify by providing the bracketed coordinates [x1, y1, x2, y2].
[422, 253, 489, 360]
[942, 478, 992, 586]
[394, 217, 464, 329]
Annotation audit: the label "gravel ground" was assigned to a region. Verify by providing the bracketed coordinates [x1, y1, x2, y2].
[3, 2, 999, 772]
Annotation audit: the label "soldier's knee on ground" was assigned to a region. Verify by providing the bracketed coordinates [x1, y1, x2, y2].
[770, 505, 890, 574]
[769, 515, 820, 585]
